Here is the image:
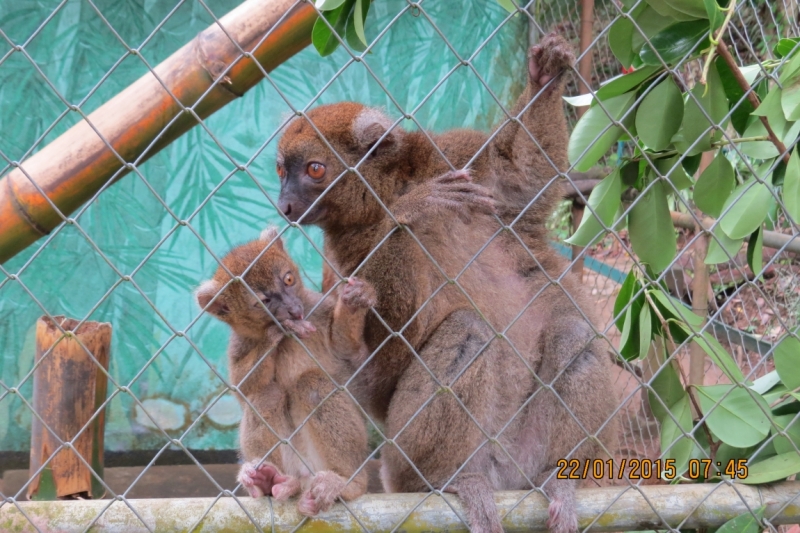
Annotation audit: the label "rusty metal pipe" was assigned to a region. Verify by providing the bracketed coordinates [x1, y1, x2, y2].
[0, 0, 316, 264]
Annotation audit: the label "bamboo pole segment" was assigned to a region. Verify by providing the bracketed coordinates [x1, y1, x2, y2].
[0, 0, 316, 264]
[2, 483, 800, 532]
[28, 316, 111, 501]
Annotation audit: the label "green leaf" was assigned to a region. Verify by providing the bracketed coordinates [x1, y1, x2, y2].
[739, 452, 800, 484]
[629, 181, 677, 273]
[774, 334, 800, 390]
[609, 16, 636, 68]
[693, 332, 747, 384]
[715, 56, 757, 135]
[663, 0, 708, 19]
[644, 0, 702, 21]
[619, 299, 642, 360]
[596, 66, 661, 101]
[631, 6, 682, 59]
[740, 85, 800, 158]
[315, 0, 347, 9]
[715, 442, 773, 470]
[696, 385, 771, 447]
[682, 152, 703, 175]
[638, 303, 652, 360]
[636, 77, 684, 150]
[705, 224, 743, 264]
[715, 507, 765, 533]
[563, 94, 594, 107]
[694, 152, 735, 218]
[568, 93, 637, 172]
[763, 384, 790, 407]
[649, 288, 704, 327]
[775, 38, 800, 59]
[750, 370, 781, 395]
[353, 0, 369, 46]
[497, 0, 517, 13]
[703, 0, 724, 31]
[784, 147, 800, 223]
[311, 0, 354, 57]
[655, 156, 694, 189]
[781, 76, 800, 121]
[779, 49, 800, 85]
[771, 414, 800, 455]
[746, 226, 763, 277]
[752, 85, 784, 118]
[566, 170, 622, 246]
[719, 179, 775, 240]
[345, 0, 370, 51]
[649, 361, 687, 423]
[664, 0, 709, 19]
[614, 270, 643, 331]
[660, 395, 695, 473]
[672, 62, 728, 155]
[640, 20, 711, 67]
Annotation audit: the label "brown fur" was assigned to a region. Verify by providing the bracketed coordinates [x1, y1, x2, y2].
[273, 33, 618, 533]
[195, 228, 373, 515]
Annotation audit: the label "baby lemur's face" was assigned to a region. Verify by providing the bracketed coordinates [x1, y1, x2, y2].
[196, 229, 305, 340]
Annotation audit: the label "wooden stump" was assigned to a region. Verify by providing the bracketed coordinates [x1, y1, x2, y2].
[27, 316, 111, 500]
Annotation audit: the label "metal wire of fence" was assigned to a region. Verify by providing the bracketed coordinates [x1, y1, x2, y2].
[1, 0, 799, 531]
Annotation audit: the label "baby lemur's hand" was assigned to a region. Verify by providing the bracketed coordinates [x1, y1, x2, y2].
[282, 319, 317, 339]
[340, 277, 376, 309]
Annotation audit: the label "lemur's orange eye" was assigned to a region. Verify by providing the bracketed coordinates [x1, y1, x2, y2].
[276, 163, 286, 179]
[283, 272, 295, 286]
[307, 162, 326, 180]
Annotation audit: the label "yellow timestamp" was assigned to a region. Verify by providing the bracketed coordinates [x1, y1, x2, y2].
[555, 458, 749, 480]
[556, 459, 678, 480]
[687, 458, 748, 480]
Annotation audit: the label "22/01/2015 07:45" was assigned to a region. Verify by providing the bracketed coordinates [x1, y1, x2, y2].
[555, 458, 749, 481]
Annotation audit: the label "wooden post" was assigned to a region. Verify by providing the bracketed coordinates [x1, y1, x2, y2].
[28, 316, 111, 500]
[576, 0, 595, 119]
[570, 0, 595, 279]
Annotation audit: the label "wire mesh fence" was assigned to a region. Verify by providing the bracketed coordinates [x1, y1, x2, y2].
[1, 0, 799, 532]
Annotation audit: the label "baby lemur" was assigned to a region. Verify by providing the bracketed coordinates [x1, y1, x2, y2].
[195, 227, 374, 515]
[273, 32, 617, 533]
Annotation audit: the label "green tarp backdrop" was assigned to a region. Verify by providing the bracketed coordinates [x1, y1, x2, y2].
[0, 0, 527, 454]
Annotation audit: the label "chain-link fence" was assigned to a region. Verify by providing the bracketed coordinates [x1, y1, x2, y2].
[1, 0, 799, 531]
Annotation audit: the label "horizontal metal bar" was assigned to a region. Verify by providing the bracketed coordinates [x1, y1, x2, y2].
[2, 482, 799, 532]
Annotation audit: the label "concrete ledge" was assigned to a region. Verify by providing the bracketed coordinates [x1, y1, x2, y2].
[2, 482, 799, 532]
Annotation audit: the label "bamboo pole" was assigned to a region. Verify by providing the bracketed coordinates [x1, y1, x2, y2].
[0, 0, 316, 264]
[2, 483, 799, 532]
[28, 316, 111, 500]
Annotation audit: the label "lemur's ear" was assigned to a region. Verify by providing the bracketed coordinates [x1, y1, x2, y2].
[259, 226, 284, 252]
[195, 280, 229, 318]
[353, 107, 404, 156]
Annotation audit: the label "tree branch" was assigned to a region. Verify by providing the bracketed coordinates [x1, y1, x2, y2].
[716, 40, 791, 165]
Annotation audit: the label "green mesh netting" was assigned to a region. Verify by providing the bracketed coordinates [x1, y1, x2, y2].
[0, 0, 527, 453]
